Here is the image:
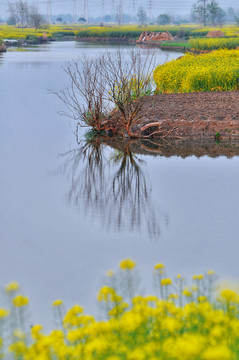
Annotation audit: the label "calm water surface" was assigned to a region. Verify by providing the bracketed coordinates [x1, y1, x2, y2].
[1, 41, 239, 328]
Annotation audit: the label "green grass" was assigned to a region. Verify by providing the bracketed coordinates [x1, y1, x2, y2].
[160, 41, 190, 48]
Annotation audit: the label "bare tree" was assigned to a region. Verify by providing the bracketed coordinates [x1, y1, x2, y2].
[137, 6, 147, 26]
[29, 6, 45, 30]
[55, 49, 155, 138]
[235, 11, 239, 26]
[15, 0, 29, 27]
[7, 0, 43, 28]
[192, 0, 209, 26]
[101, 50, 155, 137]
[7, 1, 17, 24]
[55, 55, 109, 133]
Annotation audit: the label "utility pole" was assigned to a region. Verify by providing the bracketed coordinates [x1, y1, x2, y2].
[148, 0, 152, 23]
[47, 0, 52, 24]
[111, 0, 115, 21]
[132, 0, 136, 18]
[72, 0, 77, 22]
[101, 0, 105, 23]
[118, 0, 122, 25]
[82, 0, 89, 23]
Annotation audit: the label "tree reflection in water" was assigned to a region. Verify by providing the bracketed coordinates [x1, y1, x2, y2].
[58, 138, 161, 238]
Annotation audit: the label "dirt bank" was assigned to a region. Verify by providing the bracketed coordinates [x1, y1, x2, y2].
[103, 138, 239, 158]
[133, 91, 239, 139]
[0, 44, 7, 52]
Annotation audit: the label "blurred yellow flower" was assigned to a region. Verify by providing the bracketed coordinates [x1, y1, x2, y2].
[193, 274, 204, 280]
[52, 299, 63, 307]
[12, 295, 29, 307]
[183, 289, 192, 297]
[0, 308, 9, 318]
[5, 282, 19, 293]
[161, 278, 172, 286]
[106, 270, 114, 277]
[154, 263, 165, 270]
[119, 259, 136, 270]
[208, 270, 215, 275]
[13, 329, 26, 340]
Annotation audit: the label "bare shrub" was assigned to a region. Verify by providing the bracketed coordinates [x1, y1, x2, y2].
[101, 49, 155, 137]
[55, 49, 156, 137]
[55, 55, 109, 133]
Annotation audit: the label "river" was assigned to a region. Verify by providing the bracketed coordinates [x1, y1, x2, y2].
[1, 41, 239, 329]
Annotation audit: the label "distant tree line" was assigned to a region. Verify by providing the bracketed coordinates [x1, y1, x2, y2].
[7, 0, 45, 29]
[192, 0, 226, 26]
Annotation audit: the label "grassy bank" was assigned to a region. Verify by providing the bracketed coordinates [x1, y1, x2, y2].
[0, 24, 78, 42]
[2, 23, 239, 45]
[1, 23, 239, 42]
[154, 49, 239, 93]
[160, 41, 191, 50]
[1, 260, 239, 359]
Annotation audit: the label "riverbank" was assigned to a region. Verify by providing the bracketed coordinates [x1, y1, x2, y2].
[0, 43, 6, 52]
[128, 91, 239, 139]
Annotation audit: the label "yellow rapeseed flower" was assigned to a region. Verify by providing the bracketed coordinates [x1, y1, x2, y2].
[119, 259, 136, 270]
[183, 289, 192, 297]
[193, 274, 204, 280]
[154, 263, 165, 270]
[0, 308, 9, 318]
[106, 270, 114, 277]
[31, 324, 43, 340]
[12, 295, 29, 307]
[208, 270, 215, 275]
[5, 281, 19, 293]
[52, 299, 63, 307]
[161, 278, 172, 286]
[13, 329, 26, 340]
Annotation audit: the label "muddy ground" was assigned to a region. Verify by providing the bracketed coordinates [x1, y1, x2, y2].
[133, 91, 239, 139]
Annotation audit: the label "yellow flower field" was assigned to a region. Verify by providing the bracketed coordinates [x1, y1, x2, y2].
[2, 23, 239, 42]
[189, 37, 239, 51]
[0, 260, 239, 359]
[153, 49, 239, 93]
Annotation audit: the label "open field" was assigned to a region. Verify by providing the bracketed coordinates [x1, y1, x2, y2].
[189, 37, 239, 51]
[2, 23, 239, 42]
[154, 49, 239, 93]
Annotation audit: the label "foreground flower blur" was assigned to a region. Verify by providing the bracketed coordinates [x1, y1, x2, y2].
[1, 259, 239, 359]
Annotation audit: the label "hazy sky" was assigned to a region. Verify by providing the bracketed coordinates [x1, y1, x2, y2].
[1, 0, 239, 20]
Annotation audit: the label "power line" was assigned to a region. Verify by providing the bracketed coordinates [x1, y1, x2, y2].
[82, 0, 89, 22]
[72, 0, 77, 21]
[47, 0, 52, 23]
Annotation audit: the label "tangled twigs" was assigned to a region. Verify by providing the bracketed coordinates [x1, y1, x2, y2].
[54, 49, 157, 138]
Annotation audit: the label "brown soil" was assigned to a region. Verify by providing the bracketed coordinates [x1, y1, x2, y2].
[207, 30, 225, 37]
[0, 44, 7, 52]
[132, 91, 239, 139]
[137, 31, 174, 44]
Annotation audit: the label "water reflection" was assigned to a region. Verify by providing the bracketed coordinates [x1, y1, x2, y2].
[58, 138, 161, 238]
[58, 136, 239, 240]
[119, 138, 239, 158]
